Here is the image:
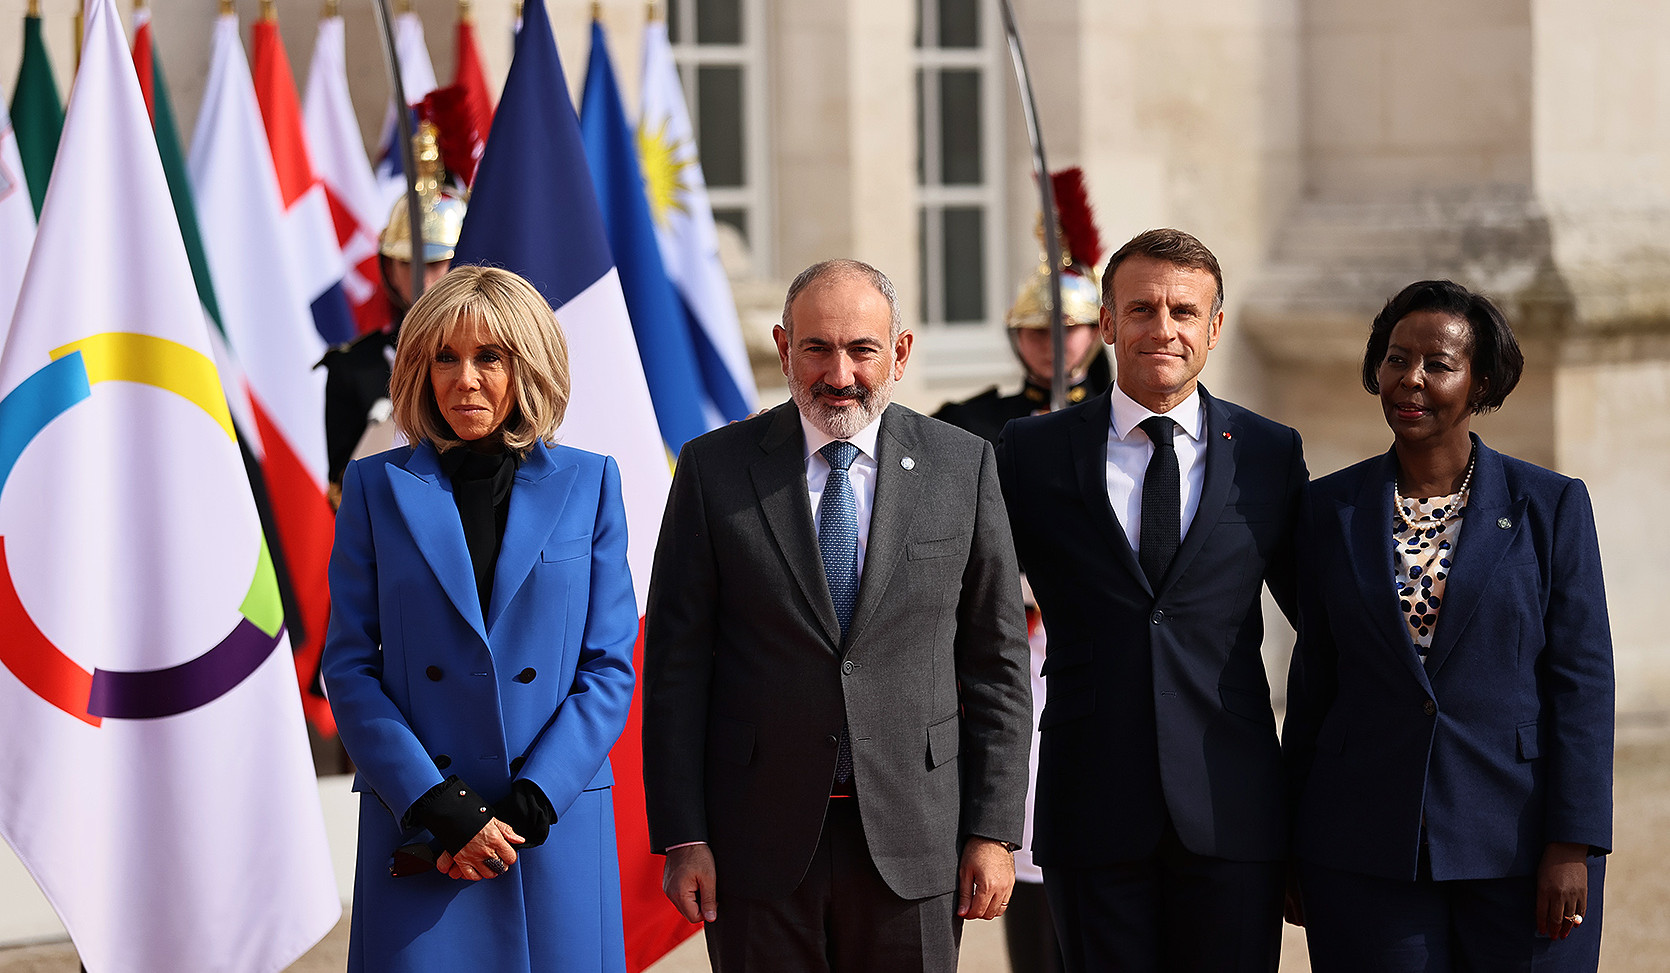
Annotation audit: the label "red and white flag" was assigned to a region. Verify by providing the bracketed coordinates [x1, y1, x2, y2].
[304, 12, 389, 336]
[250, 6, 357, 347]
[374, 8, 438, 208]
[0, 0, 338, 967]
[243, 8, 347, 734]
[451, 0, 495, 186]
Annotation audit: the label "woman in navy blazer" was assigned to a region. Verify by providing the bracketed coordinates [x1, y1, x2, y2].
[1284, 280, 1613, 972]
[323, 267, 637, 972]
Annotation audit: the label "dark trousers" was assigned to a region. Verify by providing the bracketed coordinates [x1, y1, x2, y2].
[1005, 880, 1066, 973]
[1299, 856, 1605, 973]
[705, 798, 960, 973]
[1043, 820, 1283, 973]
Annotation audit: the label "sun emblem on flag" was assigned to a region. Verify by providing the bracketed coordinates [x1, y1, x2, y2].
[637, 116, 694, 229]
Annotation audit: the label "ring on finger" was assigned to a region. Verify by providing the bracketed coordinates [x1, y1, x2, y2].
[484, 856, 507, 875]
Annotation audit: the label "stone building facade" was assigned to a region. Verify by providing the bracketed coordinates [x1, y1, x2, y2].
[5, 0, 1665, 713]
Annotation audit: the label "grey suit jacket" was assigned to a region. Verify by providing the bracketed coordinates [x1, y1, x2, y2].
[642, 402, 1032, 900]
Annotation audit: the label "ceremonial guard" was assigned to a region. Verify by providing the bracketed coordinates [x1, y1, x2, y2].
[933, 168, 1110, 446]
[318, 121, 466, 500]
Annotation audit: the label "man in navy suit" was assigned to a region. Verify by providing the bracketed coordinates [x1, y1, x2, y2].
[997, 229, 1306, 972]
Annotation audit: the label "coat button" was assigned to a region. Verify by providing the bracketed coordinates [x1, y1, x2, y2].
[1151, 610, 1164, 624]
[842, 660, 855, 675]
[1423, 699, 1437, 717]
[426, 665, 443, 681]
[434, 754, 451, 770]
[515, 667, 537, 684]
[826, 734, 838, 746]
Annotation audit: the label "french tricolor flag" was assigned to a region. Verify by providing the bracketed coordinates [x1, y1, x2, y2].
[250, 8, 356, 347]
[451, 0, 680, 967]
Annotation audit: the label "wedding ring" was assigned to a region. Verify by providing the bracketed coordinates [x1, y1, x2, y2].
[1564, 914, 1583, 925]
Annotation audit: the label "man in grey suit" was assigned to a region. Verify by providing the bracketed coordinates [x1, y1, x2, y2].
[643, 259, 1033, 972]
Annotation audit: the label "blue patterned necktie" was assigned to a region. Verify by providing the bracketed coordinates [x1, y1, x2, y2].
[818, 440, 860, 784]
[818, 441, 861, 635]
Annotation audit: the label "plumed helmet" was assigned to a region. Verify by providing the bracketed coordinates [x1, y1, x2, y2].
[379, 120, 467, 263]
[1006, 168, 1105, 331]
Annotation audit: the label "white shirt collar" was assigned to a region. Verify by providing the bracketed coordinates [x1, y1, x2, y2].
[800, 410, 884, 463]
[1108, 382, 1205, 443]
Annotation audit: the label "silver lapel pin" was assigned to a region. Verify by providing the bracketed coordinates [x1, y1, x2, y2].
[1497, 517, 1512, 529]
[900, 456, 916, 471]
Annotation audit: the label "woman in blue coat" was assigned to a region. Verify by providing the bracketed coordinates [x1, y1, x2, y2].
[323, 266, 637, 972]
[1284, 280, 1613, 972]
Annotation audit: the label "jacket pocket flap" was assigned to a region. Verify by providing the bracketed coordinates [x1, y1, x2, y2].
[1219, 684, 1272, 723]
[908, 535, 965, 560]
[927, 714, 960, 768]
[1040, 640, 1092, 676]
[1039, 686, 1095, 729]
[711, 715, 756, 765]
[1517, 720, 1542, 760]
[541, 533, 592, 562]
[582, 759, 615, 791]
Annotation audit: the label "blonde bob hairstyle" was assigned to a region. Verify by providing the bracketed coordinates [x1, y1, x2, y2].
[390, 265, 571, 456]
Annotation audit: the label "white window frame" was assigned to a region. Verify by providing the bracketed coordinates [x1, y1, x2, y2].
[915, 0, 1010, 387]
[667, 0, 773, 279]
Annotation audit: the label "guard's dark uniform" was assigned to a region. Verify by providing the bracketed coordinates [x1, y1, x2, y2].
[320, 325, 398, 489]
[933, 352, 1111, 446]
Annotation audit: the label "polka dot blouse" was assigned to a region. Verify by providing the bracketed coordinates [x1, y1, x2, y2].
[1392, 489, 1469, 654]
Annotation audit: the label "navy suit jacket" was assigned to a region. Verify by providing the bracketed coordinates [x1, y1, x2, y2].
[998, 386, 1306, 867]
[1283, 437, 1614, 883]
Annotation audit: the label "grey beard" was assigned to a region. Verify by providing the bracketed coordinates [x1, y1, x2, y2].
[790, 375, 892, 440]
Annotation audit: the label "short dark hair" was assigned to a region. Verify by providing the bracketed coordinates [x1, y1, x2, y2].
[1100, 228, 1224, 318]
[1361, 279, 1523, 414]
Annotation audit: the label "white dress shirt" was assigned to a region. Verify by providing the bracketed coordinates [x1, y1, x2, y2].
[801, 412, 883, 579]
[1105, 384, 1208, 555]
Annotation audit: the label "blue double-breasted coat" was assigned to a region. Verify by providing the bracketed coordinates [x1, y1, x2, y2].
[323, 440, 637, 972]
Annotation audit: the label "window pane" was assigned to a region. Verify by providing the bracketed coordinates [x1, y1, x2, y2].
[915, 69, 927, 187]
[938, 70, 982, 186]
[667, 0, 682, 43]
[937, 0, 979, 48]
[712, 207, 749, 247]
[697, 65, 746, 188]
[941, 207, 985, 323]
[696, 0, 743, 44]
[918, 207, 932, 323]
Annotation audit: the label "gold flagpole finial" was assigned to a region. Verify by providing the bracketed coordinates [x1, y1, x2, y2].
[25, 0, 39, 18]
[73, 9, 84, 71]
[219, 0, 235, 17]
[322, 0, 340, 18]
[457, 0, 473, 22]
[260, 0, 277, 22]
[397, 0, 414, 14]
[134, 0, 147, 13]
[591, 1, 601, 21]
[646, 1, 662, 22]
[514, 0, 523, 23]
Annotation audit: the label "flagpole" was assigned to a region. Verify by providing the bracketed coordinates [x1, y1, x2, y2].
[371, 0, 426, 302]
[997, 0, 1067, 412]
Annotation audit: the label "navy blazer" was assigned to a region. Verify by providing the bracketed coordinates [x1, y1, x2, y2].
[1284, 437, 1614, 883]
[998, 386, 1306, 867]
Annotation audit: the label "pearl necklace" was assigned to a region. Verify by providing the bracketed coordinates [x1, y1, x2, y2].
[1394, 445, 1477, 531]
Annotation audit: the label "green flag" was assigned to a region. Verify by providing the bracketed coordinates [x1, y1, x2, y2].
[134, 11, 225, 335]
[10, 13, 63, 218]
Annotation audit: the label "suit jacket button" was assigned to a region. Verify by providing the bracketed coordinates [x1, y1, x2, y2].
[826, 734, 838, 746]
[1423, 699, 1437, 716]
[842, 660, 855, 675]
[426, 665, 443, 681]
[510, 756, 525, 774]
[434, 754, 451, 770]
[515, 667, 537, 683]
[1150, 610, 1164, 624]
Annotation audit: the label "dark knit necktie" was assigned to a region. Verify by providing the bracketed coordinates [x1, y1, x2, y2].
[1138, 416, 1180, 588]
[818, 441, 860, 783]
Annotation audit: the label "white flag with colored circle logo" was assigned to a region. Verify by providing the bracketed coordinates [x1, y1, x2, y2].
[0, 0, 339, 969]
